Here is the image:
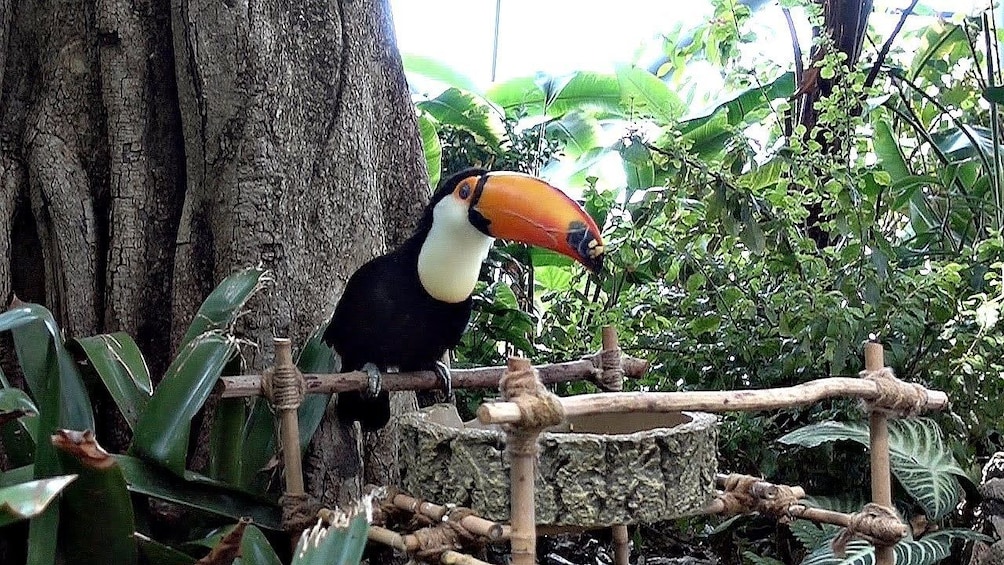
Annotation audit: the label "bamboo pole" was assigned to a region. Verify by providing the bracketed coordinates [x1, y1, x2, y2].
[611, 525, 630, 565]
[477, 377, 948, 425]
[219, 354, 649, 399]
[865, 342, 895, 565]
[384, 490, 506, 540]
[601, 327, 630, 565]
[509, 360, 540, 565]
[272, 339, 304, 496]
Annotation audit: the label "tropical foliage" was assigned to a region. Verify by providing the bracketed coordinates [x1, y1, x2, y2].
[0, 269, 366, 564]
[406, 0, 1004, 562]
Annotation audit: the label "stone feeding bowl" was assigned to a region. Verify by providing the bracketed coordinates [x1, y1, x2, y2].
[398, 405, 718, 528]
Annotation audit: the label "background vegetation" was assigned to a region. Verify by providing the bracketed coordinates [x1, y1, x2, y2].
[410, 0, 1004, 562]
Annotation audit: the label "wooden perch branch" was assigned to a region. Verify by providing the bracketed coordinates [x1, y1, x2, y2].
[219, 353, 649, 399]
[477, 376, 948, 425]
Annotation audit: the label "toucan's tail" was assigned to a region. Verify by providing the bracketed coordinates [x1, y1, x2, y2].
[336, 390, 391, 431]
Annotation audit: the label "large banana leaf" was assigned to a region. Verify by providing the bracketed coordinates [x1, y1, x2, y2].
[71, 332, 152, 431]
[616, 65, 685, 125]
[778, 419, 967, 520]
[130, 331, 238, 474]
[0, 475, 76, 528]
[488, 72, 622, 119]
[417, 88, 502, 150]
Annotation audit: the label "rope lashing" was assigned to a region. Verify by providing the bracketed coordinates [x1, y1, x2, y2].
[499, 358, 565, 456]
[280, 492, 323, 534]
[597, 347, 625, 391]
[861, 367, 928, 417]
[717, 474, 760, 516]
[262, 363, 305, 411]
[715, 474, 803, 522]
[831, 503, 907, 557]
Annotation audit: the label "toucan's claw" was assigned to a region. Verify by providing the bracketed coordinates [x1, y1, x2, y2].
[362, 362, 382, 398]
[434, 361, 453, 400]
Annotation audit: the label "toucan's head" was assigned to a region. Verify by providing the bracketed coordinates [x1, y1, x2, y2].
[425, 168, 605, 272]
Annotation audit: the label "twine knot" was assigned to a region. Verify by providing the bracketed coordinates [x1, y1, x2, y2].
[717, 474, 762, 516]
[862, 367, 928, 417]
[499, 357, 565, 455]
[597, 347, 625, 391]
[280, 492, 322, 534]
[262, 365, 305, 411]
[831, 503, 906, 556]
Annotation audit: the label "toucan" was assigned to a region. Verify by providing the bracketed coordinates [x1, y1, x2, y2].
[323, 168, 604, 430]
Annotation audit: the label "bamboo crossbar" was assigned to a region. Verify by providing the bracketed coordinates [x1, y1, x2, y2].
[477, 376, 949, 425]
[220, 354, 648, 399]
[383, 490, 506, 540]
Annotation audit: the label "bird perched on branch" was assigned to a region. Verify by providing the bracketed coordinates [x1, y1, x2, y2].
[323, 168, 604, 430]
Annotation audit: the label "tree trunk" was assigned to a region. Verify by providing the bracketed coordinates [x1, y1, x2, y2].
[1, 0, 426, 519]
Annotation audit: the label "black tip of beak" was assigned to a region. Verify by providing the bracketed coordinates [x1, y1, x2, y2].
[567, 221, 605, 273]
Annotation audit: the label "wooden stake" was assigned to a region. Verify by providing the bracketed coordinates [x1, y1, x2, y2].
[865, 342, 894, 565]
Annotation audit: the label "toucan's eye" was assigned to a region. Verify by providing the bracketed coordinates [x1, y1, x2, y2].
[458, 183, 472, 200]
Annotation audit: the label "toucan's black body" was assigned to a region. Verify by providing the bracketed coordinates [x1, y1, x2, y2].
[323, 170, 484, 430]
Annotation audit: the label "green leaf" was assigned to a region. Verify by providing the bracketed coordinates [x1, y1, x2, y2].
[778, 419, 966, 520]
[402, 54, 480, 93]
[546, 111, 602, 158]
[873, 119, 910, 183]
[984, 85, 1004, 104]
[181, 268, 271, 348]
[292, 505, 369, 565]
[130, 331, 238, 474]
[116, 455, 281, 529]
[135, 534, 197, 565]
[616, 65, 685, 124]
[0, 475, 76, 528]
[418, 88, 501, 150]
[690, 315, 721, 335]
[209, 398, 247, 486]
[54, 430, 137, 565]
[71, 333, 152, 431]
[0, 387, 38, 424]
[488, 72, 622, 119]
[4, 301, 94, 431]
[800, 529, 988, 565]
[418, 113, 442, 189]
[682, 72, 794, 129]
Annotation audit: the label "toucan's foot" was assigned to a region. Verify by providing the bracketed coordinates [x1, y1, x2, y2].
[362, 362, 382, 399]
[434, 360, 453, 400]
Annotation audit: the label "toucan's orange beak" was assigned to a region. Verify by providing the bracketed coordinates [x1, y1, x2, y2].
[467, 172, 604, 272]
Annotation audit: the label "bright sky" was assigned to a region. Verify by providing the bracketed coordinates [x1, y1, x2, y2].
[390, 0, 989, 91]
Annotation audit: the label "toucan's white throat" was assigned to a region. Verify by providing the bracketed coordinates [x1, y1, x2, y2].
[418, 196, 494, 303]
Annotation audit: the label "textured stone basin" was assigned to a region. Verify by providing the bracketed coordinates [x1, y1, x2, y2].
[398, 405, 718, 527]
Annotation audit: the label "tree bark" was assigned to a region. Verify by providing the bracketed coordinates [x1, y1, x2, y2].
[1, 0, 426, 519]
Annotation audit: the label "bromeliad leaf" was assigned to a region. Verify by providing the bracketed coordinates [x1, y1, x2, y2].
[130, 331, 239, 475]
[292, 503, 370, 565]
[0, 475, 77, 528]
[180, 268, 272, 348]
[71, 332, 153, 431]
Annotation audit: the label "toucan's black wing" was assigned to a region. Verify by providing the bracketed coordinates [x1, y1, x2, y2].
[323, 240, 473, 429]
